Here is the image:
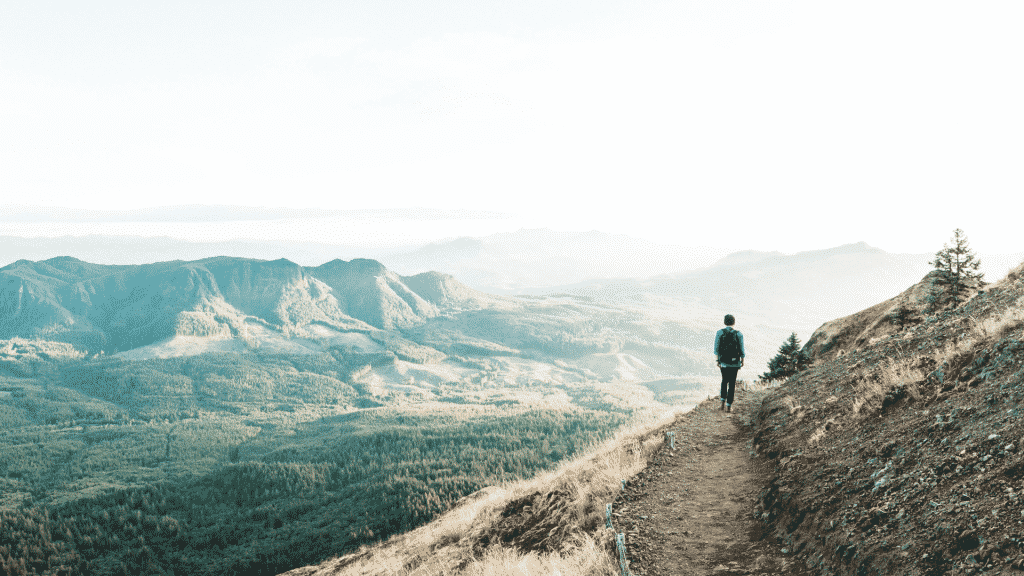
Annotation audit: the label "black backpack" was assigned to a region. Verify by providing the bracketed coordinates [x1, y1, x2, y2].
[719, 329, 741, 363]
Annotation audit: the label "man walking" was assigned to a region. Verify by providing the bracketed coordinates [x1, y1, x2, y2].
[714, 314, 745, 413]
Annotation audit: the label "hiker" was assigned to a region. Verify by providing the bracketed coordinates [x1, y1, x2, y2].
[714, 314, 745, 412]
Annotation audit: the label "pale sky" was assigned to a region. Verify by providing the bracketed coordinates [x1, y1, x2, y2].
[2, 1, 1022, 255]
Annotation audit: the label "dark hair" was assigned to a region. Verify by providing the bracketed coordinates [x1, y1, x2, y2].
[724, 314, 735, 326]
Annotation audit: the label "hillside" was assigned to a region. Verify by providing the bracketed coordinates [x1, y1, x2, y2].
[802, 269, 958, 360]
[749, 261, 1024, 574]
[270, 260, 1024, 576]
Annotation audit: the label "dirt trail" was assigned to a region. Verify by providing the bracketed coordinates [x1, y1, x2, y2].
[613, 395, 812, 576]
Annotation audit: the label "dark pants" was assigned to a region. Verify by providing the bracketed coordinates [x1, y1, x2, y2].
[720, 366, 739, 406]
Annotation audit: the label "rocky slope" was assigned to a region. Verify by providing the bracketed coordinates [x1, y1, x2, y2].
[749, 262, 1024, 575]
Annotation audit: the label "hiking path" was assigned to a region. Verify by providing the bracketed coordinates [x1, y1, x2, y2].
[612, 395, 813, 576]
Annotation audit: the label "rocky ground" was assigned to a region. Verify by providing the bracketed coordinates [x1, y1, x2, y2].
[614, 392, 813, 576]
[748, 264, 1024, 576]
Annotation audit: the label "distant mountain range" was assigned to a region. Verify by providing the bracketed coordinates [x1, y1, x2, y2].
[4, 241, 1006, 389]
[570, 241, 937, 331]
[380, 229, 730, 293]
[0, 229, 726, 292]
[5, 229, 1020, 300]
[0, 235, 383, 269]
[0, 254, 722, 400]
[0, 256, 489, 355]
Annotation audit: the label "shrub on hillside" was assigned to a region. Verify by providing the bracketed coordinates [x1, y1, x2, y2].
[761, 333, 810, 384]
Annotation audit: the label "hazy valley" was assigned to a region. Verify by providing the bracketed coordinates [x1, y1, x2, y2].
[0, 250, 715, 575]
[0, 237, 1012, 575]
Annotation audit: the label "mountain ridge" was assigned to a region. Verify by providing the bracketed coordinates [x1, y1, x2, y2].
[382, 228, 731, 293]
[0, 255, 495, 355]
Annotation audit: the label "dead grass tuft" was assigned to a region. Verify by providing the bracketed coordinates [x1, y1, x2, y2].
[876, 356, 923, 402]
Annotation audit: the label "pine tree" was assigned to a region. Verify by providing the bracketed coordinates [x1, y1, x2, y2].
[929, 228, 984, 309]
[761, 333, 810, 383]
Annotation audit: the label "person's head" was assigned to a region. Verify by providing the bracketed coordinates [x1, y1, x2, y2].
[724, 314, 735, 326]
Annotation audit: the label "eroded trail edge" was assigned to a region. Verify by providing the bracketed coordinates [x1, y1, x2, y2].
[613, 395, 809, 576]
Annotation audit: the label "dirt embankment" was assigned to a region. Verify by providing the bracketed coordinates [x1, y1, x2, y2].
[749, 265, 1024, 576]
[614, 394, 814, 575]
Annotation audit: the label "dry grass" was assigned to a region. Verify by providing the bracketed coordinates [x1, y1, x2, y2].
[875, 357, 924, 401]
[290, 408, 685, 576]
[850, 299, 1022, 411]
[460, 534, 618, 576]
[966, 302, 1024, 343]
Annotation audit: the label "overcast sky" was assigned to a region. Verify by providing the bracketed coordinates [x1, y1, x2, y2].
[2, 1, 1022, 255]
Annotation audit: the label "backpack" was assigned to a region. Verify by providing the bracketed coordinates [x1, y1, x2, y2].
[719, 329, 741, 363]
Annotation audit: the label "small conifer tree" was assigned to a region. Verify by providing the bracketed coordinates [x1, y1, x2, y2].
[761, 332, 810, 383]
[929, 228, 984, 310]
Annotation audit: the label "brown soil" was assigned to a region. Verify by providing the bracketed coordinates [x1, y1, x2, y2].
[613, 394, 814, 576]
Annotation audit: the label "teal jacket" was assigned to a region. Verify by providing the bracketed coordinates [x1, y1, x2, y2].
[714, 327, 745, 368]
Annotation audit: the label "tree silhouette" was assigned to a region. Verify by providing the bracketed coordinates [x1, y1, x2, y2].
[929, 229, 984, 309]
[761, 333, 810, 383]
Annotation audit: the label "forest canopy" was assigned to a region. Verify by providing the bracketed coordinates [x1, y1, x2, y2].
[0, 348, 640, 575]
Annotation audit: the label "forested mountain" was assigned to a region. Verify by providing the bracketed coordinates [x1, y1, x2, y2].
[0, 255, 723, 392]
[0, 256, 496, 351]
[0, 255, 710, 575]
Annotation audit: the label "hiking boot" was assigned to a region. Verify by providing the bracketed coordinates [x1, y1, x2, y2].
[720, 400, 726, 411]
[727, 405, 732, 413]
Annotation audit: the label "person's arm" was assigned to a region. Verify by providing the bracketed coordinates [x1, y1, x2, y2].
[739, 332, 745, 367]
[714, 330, 722, 366]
